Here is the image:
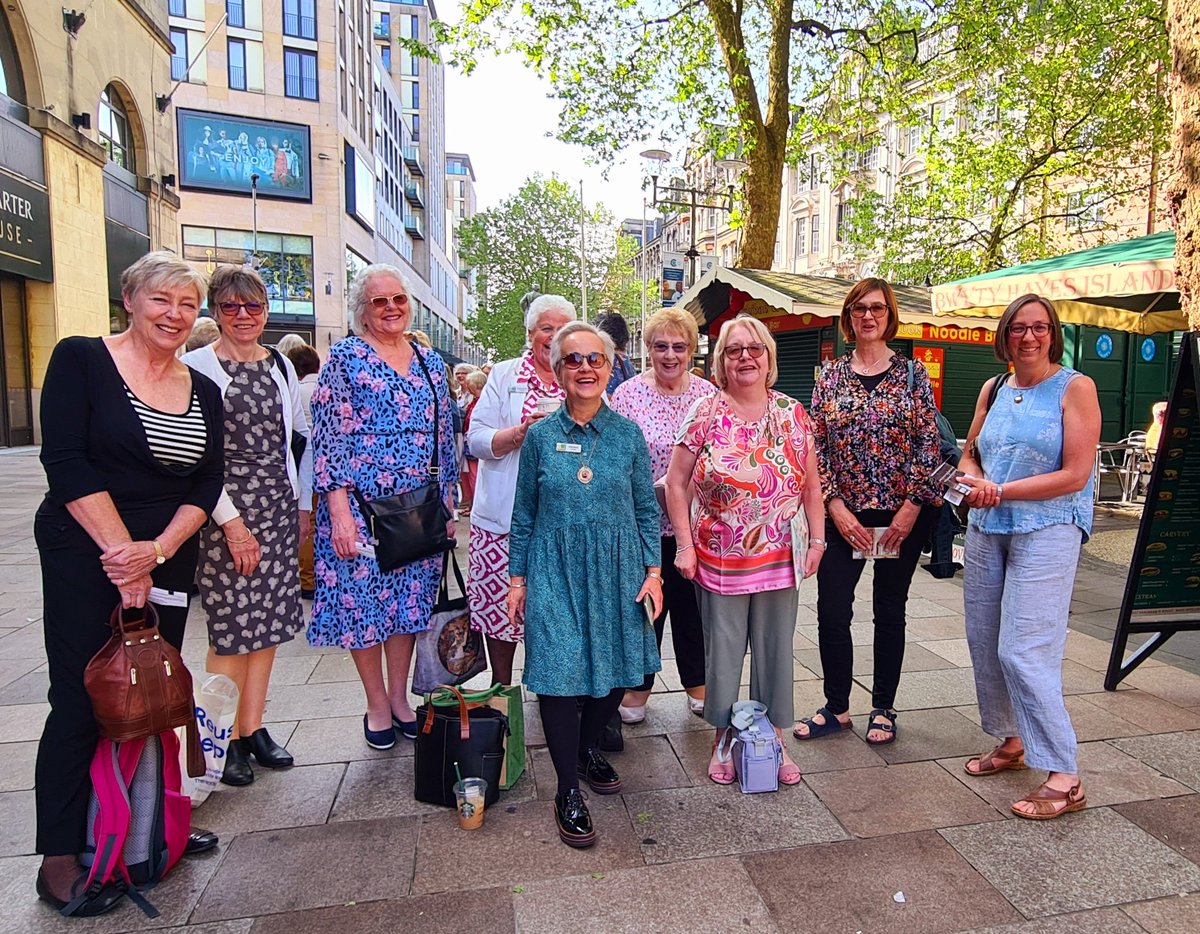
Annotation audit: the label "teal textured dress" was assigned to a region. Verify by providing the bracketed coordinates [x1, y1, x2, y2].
[509, 403, 662, 697]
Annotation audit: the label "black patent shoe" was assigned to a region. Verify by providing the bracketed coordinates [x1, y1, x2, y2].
[577, 748, 622, 794]
[246, 727, 294, 769]
[598, 717, 624, 752]
[185, 829, 219, 855]
[220, 738, 254, 786]
[554, 789, 595, 848]
[37, 870, 123, 918]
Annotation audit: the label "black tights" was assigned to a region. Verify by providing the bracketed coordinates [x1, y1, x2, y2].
[538, 688, 624, 794]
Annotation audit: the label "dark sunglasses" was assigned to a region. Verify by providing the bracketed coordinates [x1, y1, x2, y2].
[561, 351, 608, 369]
[368, 293, 408, 309]
[218, 301, 265, 317]
[723, 342, 767, 359]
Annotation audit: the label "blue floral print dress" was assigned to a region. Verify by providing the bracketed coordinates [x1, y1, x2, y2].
[306, 337, 457, 648]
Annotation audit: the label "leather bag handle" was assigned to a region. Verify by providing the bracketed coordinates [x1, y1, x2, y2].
[422, 683, 487, 740]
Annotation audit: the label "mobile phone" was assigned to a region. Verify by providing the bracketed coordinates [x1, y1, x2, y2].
[642, 595, 656, 628]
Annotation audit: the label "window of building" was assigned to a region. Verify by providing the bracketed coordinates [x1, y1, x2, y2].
[169, 0, 186, 15]
[835, 201, 848, 243]
[810, 215, 820, 253]
[376, 11, 390, 38]
[808, 153, 820, 190]
[411, 113, 420, 142]
[381, 45, 391, 71]
[170, 29, 188, 81]
[228, 39, 247, 91]
[793, 218, 805, 257]
[284, 49, 318, 100]
[98, 85, 133, 171]
[283, 0, 317, 40]
[410, 82, 419, 109]
[227, 0, 245, 29]
[1066, 188, 1105, 231]
[183, 226, 315, 317]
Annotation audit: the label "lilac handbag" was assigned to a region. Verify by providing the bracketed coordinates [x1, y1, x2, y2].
[726, 701, 781, 794]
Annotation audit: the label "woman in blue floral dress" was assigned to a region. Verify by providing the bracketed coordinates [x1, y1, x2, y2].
[308, 264, 457, 750]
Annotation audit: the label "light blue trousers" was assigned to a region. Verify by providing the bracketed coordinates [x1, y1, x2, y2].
[963, 523, 1082, 774]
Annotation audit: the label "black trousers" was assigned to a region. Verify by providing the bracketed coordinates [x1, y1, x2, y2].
[538, 689, 623, 795]
[637, 536, 706, 692]
[815, 506, 936, 715]
[34, 513, 193, 856]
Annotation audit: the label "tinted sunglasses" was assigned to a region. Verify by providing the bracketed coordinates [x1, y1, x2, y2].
[561, 351, 608, 369]
[218, 301, 265, 317]
[368, 293, 408, 309]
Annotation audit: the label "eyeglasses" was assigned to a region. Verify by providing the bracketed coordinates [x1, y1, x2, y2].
[1008, 322, 1052, 337]
[652, 342, 689, 355]
[849, 303, 889, 318]
[217, 301, 265, 317]
[561, 351, 608, 369]
[368, 293, 408, 310]
[723, 342, 767, 359]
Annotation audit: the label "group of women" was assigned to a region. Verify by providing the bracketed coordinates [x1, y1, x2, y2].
[33, 256, 1100, 910]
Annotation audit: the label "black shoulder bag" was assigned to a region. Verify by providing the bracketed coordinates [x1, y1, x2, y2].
[267, 346, 308, 470]
[351, 346, 453, 572]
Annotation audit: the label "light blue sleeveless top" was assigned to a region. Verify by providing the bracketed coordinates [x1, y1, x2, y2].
[971, 367, 1093, 541]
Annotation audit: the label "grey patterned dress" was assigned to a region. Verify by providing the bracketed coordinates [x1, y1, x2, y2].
[199, 358, 304, 655]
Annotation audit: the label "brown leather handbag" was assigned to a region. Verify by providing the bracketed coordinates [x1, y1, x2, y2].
[84, 604, 205, 777]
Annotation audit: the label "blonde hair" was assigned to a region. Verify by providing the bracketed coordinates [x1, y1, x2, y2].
[643, 308, 699, 354]
[121, 251, 207, 305]
[711, 314, 778, 390]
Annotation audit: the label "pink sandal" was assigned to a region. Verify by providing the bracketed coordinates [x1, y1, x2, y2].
[778, 760, 802, 785]
[708, 739, 735, 785]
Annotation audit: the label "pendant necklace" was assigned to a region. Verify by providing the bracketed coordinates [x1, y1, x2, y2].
[1012, 364, 1053, 404]
[854, 350, 888, 375]
[576, 432, 601, 484]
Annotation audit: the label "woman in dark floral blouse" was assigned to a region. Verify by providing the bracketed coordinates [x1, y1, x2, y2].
[796, 278, 942, 747]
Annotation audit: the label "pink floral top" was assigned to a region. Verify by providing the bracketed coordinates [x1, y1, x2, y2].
[677, 391, 814, 595]
[610, 373, 716, 536]
[516, 352, 564, 418]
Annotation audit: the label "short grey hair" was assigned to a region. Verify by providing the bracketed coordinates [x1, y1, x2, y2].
[524, 294, 577, 333]
[275, 333, 307, 355]
[185, 316, 220, 352]
[550, 321, 615, 371]
[121, 251, 207, 305]
[453, 363, 479, 378]
[347, 263, 411, 336]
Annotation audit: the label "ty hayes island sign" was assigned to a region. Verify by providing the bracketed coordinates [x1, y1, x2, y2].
[0, 167, 52, 282]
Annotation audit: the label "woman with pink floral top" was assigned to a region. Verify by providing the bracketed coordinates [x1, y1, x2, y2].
[665, 314, 826, 786]
[610, 309, 716, 723]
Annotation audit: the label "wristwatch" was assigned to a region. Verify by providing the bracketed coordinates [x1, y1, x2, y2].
[152, 539, 166, 565]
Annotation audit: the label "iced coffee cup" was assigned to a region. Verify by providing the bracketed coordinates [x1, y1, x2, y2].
[453, 777, 487, 830]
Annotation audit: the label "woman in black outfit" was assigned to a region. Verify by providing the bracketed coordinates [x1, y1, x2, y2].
[34, 252, 225, 914]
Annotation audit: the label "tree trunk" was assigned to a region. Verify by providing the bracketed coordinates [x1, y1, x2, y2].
[737, 131, 786, 269]
[1168, 0, 1200, 330]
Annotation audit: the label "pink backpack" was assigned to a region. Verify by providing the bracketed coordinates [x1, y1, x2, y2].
[62, 732, 190, 918]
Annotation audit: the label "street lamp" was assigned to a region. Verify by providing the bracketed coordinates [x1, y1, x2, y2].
[640, 148, 737, 286]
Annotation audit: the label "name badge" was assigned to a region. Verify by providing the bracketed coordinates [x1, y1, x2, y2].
[556, 442, 583, 453]
[509, 386, 526, 395]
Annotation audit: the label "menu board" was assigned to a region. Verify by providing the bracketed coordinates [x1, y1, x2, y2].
[1106, 332, 1200, 689]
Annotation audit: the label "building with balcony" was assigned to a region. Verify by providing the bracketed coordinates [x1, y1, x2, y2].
[445, 152, 484, 362]
[0, 1, 180, 445]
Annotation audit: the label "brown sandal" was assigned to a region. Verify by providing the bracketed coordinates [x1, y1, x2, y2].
[1011, 781, 1086, 820]
[964, 744, 1027, 776]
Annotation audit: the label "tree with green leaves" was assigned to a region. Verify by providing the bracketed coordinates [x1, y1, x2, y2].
[457, 174, 642, 359]
[442, 1, 1167, 282]
[1168, 0, 1200, 329]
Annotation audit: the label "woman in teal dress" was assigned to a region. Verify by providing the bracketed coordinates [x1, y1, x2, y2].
[507, 321, 662, 849]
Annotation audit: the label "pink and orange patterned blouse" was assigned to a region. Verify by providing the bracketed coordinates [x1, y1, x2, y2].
[610, 373, 716, 536]
[676, 391, 814, 595]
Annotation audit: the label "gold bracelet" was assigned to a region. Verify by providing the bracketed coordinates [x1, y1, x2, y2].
[509, 582, 527, 590]
[646, 571, 662, 580]
[226, 533, 252, 544]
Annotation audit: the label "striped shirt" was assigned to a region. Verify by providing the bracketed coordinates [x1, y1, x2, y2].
[125, 386, 208, 467]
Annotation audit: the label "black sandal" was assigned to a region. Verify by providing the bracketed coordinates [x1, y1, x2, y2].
[865, 708, 897, 746]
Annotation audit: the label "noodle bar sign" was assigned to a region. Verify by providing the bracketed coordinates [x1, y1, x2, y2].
[0, 169, 52, 282]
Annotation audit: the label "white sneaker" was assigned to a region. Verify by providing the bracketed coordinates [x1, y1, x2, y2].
[687, 695, 705, 716]
[618, 704, 646, 724]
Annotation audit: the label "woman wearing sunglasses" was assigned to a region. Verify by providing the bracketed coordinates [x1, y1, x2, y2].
[665, 314, 824, 786]
[610, 308, 715, 726]
[182, 265, 311, 783]
[507, 322, 662, 848]
[956, 294, 1100, 820]
[305, 265, 456, 750]
[798, 279, 941, 747]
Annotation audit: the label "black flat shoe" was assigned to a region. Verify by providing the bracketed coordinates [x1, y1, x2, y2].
[246, 727, 294, 768]
[598, 717, 624, 753]
[36, 870, 123, 917]
[184, 829, 219, 855]
[554, 789, 595, 848]
[392, 714, 418, 740]
[577, 748, 622, 794]
[220, 738, 254, 786]
[363, 713, 396, 750]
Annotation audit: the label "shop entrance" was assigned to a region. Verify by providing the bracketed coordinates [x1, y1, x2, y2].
[0, 274, 33, 446]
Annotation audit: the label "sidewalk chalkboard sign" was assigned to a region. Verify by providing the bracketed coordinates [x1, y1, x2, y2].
[1106, 331, 1200, 689]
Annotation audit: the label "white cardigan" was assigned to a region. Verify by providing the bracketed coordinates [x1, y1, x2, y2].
[181, 343, 312, 526]
[465, 356, 532, 535]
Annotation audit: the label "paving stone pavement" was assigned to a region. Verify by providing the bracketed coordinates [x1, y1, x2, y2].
[2, 446, 1199, 932]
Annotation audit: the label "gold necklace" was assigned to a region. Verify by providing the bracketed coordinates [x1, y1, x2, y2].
[854, 349, 889, 375]
[1012, 364, 1054, 404]
[576, 430, 601, 484]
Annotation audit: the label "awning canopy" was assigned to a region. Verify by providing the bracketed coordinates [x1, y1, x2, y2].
[930, 230, 1185, 335]
[677, 267, 999, 332]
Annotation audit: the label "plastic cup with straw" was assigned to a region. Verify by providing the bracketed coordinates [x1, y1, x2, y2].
[453, 761, 486, 830]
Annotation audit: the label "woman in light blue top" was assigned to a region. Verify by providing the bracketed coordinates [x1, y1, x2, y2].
[956, 294, 1100, 821]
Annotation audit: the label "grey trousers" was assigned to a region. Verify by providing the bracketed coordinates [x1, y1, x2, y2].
[697, 585, 798, 729]
[963, 523, 1082, 774]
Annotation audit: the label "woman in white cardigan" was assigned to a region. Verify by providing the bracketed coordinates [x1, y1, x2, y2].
[466, 295, 575, 684]
[181, 265, 311, 786]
